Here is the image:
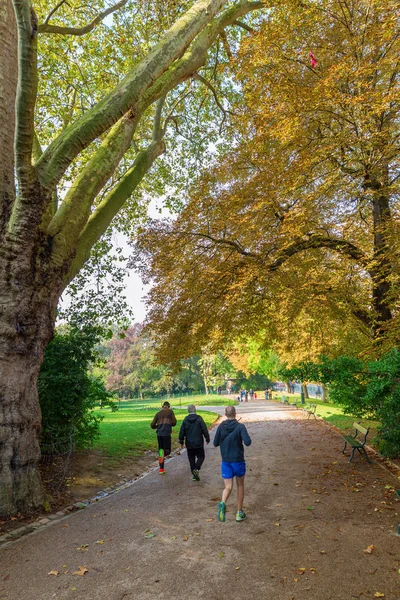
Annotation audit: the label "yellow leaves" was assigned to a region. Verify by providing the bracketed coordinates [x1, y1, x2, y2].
[374, 593, 385, 598]
[363, 545, 375, 554]
[72, 566, 88, 576]
[48, 570, 59, 576]
[76, 544, 89, 551]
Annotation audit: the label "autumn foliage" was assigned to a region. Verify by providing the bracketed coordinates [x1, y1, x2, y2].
[134, 0, 400, 365]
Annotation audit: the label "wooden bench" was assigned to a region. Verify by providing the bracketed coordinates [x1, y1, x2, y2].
[302, 403, 317, 419]
[341, 422, 371, 463]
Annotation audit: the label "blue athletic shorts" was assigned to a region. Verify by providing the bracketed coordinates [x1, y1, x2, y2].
[221, 461, 246, 479]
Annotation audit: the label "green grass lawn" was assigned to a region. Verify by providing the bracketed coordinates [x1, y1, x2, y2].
[269, 391, 380, 442]
[114, 393, 237, 411]
[92, 406, 220, 459]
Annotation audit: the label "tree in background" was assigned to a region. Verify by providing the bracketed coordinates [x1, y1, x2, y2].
[0, 0, 264, 515]
[104, 325, 206, 397]
[134, 0, 399, 365]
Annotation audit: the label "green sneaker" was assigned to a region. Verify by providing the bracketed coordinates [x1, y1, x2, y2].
[236, 510, 247, 522]
[192, 469, 200, 481]
[217, 501, 226, 522]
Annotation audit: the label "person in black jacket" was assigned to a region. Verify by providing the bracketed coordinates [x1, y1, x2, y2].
[179, 404, 210, 481]
[214, 405, 252, 522]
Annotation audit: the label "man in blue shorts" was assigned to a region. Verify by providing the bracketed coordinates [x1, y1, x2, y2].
[213, 405, 252, 522]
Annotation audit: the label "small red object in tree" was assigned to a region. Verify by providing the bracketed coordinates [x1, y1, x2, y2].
[309, 51, 318, 68]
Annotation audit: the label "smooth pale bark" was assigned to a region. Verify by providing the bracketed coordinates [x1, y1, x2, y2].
[36, 0, 229, 189]
[0, 0, 17, 235]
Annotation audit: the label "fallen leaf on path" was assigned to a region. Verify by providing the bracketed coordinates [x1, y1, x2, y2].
[48, 570, 59, 576]
[296, 568, 306, 574]
[363, 545, 375, 554]
[205, 518, 214, 522]
[219, 552, 225, 558]
[183, 536, 189, 541]
[235, 567, 240, 571]
[76, 544, 89, 551]
[276, 504, 282, 507]
[71, 588, 77, 591]
[72, 566, 88, 576]
[320, 550, 327, 554]
[94, 540, 105, 545]
[171, 536, 177, 540]
[275, 522, 280, 527]
[307, 506, 314, 511]
[145, 533, 156, 539]
[374, 593, 385, 598]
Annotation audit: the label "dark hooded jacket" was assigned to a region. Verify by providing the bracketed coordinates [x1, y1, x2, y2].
[213, 419, 251, 462]
[179, 413, 210, 449]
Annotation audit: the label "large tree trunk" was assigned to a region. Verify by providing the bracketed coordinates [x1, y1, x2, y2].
[0, 233, 60, 516]
[0, 0, 17, 234]
[302, 383, 309, 399]
[367, 172, 392, 337]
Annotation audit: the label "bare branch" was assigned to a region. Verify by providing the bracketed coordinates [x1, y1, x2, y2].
[153, 95, 166, 141]
[219, 30, 232, 60]
[65, 139, 166, 284]
[174, 229, 260, 260]
[192, 72, 232, 131]
[43, 0, 67, 26]
[233, 18, 254, 32]
[38, 0, 128, 36]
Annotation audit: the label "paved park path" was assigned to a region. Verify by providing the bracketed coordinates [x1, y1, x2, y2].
[1, 401, 400, 600]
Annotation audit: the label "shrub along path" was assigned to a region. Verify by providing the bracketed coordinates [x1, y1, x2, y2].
[1, 400, 400, 600]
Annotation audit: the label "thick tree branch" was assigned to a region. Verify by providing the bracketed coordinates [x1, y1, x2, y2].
[267, 234, 366, 272]
[48, 113, 137, 266]
[38, 0, 128, 36]
[129, 1, 264, 137]
[192, 73, 232, 124]
[64, 139, 166, 285]
[36, 0, 231, 189]
[12, 0, 38, 190]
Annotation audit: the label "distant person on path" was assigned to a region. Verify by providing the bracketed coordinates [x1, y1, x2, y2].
[214, 405, 252, 522]
[245, 390, 249, 402]
[179, 404, 210, 481]
[150, 401, 177, 474]
[249, 389, 254, 401]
